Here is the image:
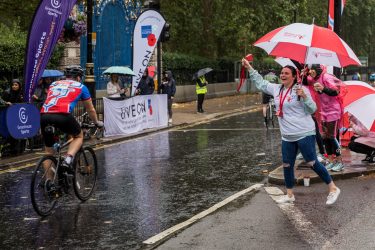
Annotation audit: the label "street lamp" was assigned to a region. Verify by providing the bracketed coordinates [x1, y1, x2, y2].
[85, 0, 96, 101]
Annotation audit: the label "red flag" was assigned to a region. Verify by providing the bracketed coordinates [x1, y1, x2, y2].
[237, 54, 253, 92]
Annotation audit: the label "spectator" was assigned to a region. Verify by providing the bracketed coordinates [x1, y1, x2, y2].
[351, 72, 361, 81]
[32, 78, 49, 108]
[242, 58, 341, 205]
[195, 74, 208, 113]
[107, 73, 127, 99]
[347, 114, 375, 164]
[307, 64, 345, 172]
[1, 79, 25, 155]
[136, 68, 154, 95]
[160, 70, 176, 124]
[2, 79, 23, 105]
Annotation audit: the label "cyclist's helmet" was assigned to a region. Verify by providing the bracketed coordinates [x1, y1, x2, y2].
[64, 65, 84, 78]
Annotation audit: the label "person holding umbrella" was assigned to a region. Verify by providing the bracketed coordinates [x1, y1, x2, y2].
[306, 64, 345, 172]
[194, 68, 212, 113]
[107, 73, 127, 99]
[242, 57, 341, 205]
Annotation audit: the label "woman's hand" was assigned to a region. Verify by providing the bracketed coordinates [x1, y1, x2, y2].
[313, 82, 324, 92]
[296, 85, 307, 99]
[241, 58, 253, 70]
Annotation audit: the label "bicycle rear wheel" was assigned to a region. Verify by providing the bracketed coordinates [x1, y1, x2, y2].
[30, 156, 59, 216]
[73, 147, 98, 201]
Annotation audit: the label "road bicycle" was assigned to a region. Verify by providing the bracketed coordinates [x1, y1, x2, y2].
[265, 98, 276, 129]
[30, 125, 98, 216]
[77, 112, 104, 140]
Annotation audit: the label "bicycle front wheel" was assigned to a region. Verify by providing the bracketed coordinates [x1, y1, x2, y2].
[73, 147, 98, 201]
[30, 156, 58, 216]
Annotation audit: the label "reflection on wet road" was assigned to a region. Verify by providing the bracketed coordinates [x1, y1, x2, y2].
[0, 111, 281, 249]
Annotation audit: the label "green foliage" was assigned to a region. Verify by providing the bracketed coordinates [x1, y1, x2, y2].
[161, 0, 375, 67]
[163, 52, 219, 70]
[0, 22, 26, 73]
[47, 43, 66, 69]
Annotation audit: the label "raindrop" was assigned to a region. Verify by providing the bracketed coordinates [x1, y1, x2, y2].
[241, 165, 248, 168]
[256, 153, 266, 156]
[104, 221, 112, 224]
[20, 196, 28, 199]
[24, 217, 38, 221]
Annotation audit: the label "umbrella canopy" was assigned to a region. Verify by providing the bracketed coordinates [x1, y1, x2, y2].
[193, 67, 213, 80]
[343, 80, 375, 131]
[254, 23, 361, 68]
[103, 66, 135, 76]
[274, 57, 297, 68]
[42, 69, 64, 78]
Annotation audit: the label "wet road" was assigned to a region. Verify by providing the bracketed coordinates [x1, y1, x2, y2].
[0, 111, 281, 249]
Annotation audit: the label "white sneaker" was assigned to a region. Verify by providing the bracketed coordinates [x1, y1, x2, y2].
[168, 118, 172, 124]
[325, 162, 334, 170]
[276, 195, 295, 204]
[296, 153, 304, 160]
[331, 162, 344, 172]
[326, 188, 341, 205]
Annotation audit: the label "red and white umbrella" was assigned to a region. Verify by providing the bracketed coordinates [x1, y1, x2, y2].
[254, 23, 361, 68]
[274, 57, 297, 68]
[343, 80, 375, 131]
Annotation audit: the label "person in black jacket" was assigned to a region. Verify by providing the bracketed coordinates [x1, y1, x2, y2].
[160, 70, 176, 124]
[2, 79, 23, 105]
[1, 79, 25, 156]
[136, 68, 155, 95]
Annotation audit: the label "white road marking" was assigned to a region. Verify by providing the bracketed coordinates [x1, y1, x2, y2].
[264, 186, 334, 249]
[143, 183, 264, 245]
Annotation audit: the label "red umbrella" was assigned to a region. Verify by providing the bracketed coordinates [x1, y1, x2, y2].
[254, 23, 361, 68]
[343, 81, 375, 131]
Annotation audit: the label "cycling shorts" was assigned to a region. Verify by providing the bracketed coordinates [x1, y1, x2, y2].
[262, 93, 273, 104]
[41, 113, 81, 147]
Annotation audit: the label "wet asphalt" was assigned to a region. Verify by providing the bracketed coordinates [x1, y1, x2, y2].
[0, 111, 282, 249]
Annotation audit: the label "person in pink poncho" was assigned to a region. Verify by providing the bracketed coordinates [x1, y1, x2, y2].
[347, 114, 375, 164]
[307, 64, 345, 172]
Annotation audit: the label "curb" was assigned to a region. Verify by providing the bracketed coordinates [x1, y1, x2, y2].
[268, 164, 375, 186]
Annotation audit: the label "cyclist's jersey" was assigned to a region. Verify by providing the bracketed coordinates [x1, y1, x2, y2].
[41, 80, 91, 114]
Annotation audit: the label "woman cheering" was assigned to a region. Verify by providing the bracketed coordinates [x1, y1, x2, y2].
[242, 58, 341, 205]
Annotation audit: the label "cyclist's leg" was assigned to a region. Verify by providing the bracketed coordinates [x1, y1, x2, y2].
[58, 114, 82, 164]
[40, 114, 56, 180]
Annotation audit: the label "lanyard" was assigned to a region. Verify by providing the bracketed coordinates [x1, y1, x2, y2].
[278, 85, 293, 115]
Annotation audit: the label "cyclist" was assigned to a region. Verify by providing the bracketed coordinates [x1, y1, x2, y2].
[40, 65, 103, 177]
[263, 69, 278, 126]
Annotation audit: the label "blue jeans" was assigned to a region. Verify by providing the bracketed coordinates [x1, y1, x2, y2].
[282, 135, 332, 189]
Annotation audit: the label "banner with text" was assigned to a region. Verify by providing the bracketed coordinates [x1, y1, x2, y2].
[131, 10, 165, 96]
[24, 0, 77, 102]
[103, 95, 168, 137]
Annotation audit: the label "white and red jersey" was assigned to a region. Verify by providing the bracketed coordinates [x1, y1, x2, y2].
[41, 80, 91, 113]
